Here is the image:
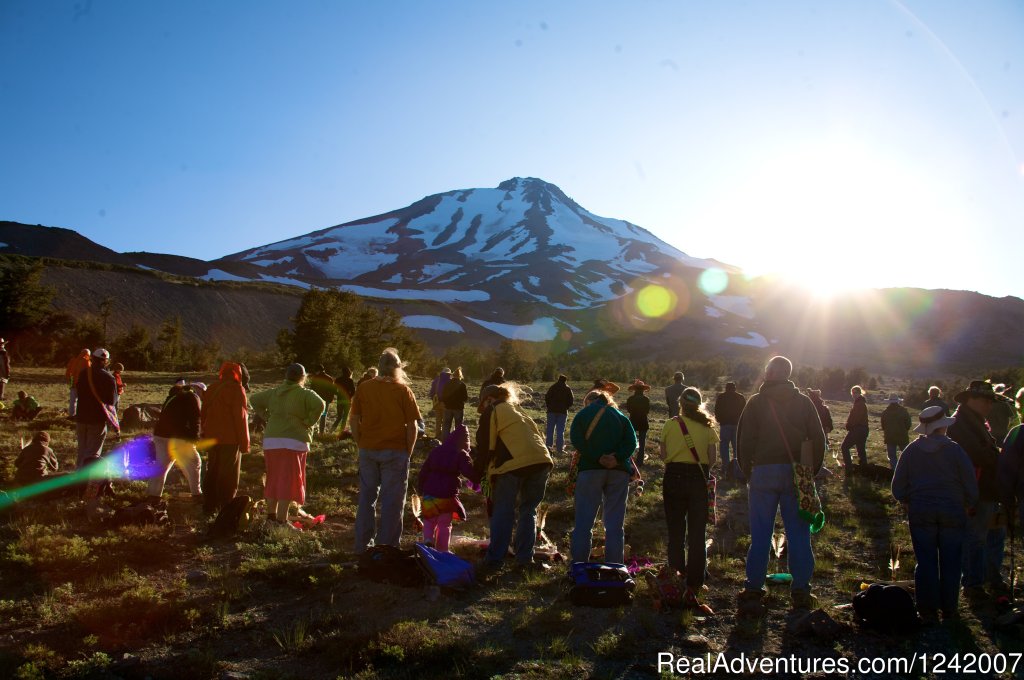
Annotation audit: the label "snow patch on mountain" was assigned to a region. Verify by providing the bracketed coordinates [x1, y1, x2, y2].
[725, 332, 769, 348]
[466, 316, 560, 342]
[705, 306, 724, 318]
[401, 315, 464, 332]
[708, 295, 755, 319]
[258, 274, 313, 288]
[339, 285, 490, 302]
[203, 269, 251, 282]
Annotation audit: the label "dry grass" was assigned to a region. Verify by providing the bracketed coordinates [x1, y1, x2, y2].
[1, 369, 1023, 678]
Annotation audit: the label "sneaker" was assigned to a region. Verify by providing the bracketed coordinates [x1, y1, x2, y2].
[737, 590, 766, 619]
[791, 590, 818, 610]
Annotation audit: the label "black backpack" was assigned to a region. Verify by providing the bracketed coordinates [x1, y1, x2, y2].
[209, 495, 255, 538]
[853, 584, 919, 631]
[358, 545, 426, 587]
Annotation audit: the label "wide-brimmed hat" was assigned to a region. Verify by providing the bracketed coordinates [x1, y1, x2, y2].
[628, 379, 650, 392]
[915, 405, 956, 434]
[888, 394, 902, 404]
[592, 378, 620, 395]
[954, 380, 997, 404]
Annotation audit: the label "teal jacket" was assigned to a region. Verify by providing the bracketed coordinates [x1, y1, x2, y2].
[250, 381, 326, 444]
[569, 398, 637, 472]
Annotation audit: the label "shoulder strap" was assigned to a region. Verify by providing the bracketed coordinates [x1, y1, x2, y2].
[585, 406, 608, 440]
[767, 401, 797, 465]
[675, 416, 707, 476]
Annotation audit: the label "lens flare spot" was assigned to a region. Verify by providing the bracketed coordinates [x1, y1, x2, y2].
[636, 285, 676, 318]
[698, 268, 729, 296]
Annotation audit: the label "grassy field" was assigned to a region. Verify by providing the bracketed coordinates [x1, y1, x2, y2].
[1, 367, 1022, 679]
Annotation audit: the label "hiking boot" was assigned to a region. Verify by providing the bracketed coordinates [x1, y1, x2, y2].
[737, 590, 766, 619]
[791, 590, 818, 610]
[684, 587, 715, 615]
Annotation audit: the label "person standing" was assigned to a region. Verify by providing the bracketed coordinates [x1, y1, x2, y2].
[351, 348, 421, 552]
[65, 348, 91, 417]
[200, 361, 251, 515]
[807, 389, 834, 435]
[333, 367, 356, 434]
[880, 394, 913, 469]
[148, 381, 203, 504]
[714, 382, 746, 479]
[989, 384, 1020, 444]
[417, 424, 479, 552]
[661, 387, 718, 610]
[892, 406, 978, 624]
[428, 368, 453, 439]
[998, 388, 1024, 536]
[544, 374, 574, 455]
[569, 389, 638, 565]
[665, 371, 687, 419]
[947, 380, 1001, 594]
[624, 380, 652, 467]
[440, 367, 469, 437]
[75, 348, 119, 518]
[0, 337, 10, 402]
[477, 383, 554, 572]
[309, 365, 338, 435]
[482, 367, 506, 393]
[841, 385, 869, 469]
[250, 363, 326, 527]
[111, 362, 126, 409]
[923, 386, 951, 417]
[736, 356, 826, 615]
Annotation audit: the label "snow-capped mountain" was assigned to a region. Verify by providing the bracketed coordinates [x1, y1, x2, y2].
[218, 177, 729, 310]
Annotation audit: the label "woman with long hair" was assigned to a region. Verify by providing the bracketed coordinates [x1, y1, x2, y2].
[660, 387, 718, 610]
[569, 389, 638, 565]
[476, 382, 553, 573]
[351, 348, 422, 553]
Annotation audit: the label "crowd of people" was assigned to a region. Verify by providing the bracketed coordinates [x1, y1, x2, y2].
[5, 343, 1024, 623]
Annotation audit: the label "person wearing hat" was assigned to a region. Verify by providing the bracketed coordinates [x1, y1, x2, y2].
[665, 371, 688, 419]
[65, 348, 91, 417]
[428, 367, 453, 439]
[892, 406, 978, 623]
[736, 356, 827, 615]
[591, 378, 620, 396]
[988, 384, 1020, 444]
[351, 348, 422, 552]
[0, 337, 10, 402]
[625, 379, 652, 467]
[74, 348, 118, 519]
[714, 382, 747, 479]
[200, 361, 251, 515]
[947, 380, 1001, 593]
[543, 374, 574, 455]
[250, 363, 326, 527]
[11, 390, 42, 420]
[880, 394, 912, 469]
[923, 386, 951, 418]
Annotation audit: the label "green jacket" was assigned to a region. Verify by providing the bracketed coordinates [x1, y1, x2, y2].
[569, 398, 638, 472]
[250, 381, 326, 444]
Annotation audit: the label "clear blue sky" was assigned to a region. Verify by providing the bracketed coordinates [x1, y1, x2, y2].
[2, 1, 1022, 298]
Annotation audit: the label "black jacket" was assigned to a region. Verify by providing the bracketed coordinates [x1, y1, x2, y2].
[714, 389, 747, 426]
[737, 380, 827, 479]
[545, 380, 574, 414]
[75, 365, 118, 425]
[948, 405, 1000, 502]
[442, 379, 469, 410]
[624, 393, 650, 431]
[155, 386, 202, 440]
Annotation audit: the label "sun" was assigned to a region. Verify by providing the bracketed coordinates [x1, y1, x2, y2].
[692, 135, 968, 299]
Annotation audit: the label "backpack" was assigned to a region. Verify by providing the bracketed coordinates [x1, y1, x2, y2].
[852, 584, 918, 632]
[112, 501, 169, 527]
[209, 495, 255, 538]
[568, 562, 636, 607]
[415, 543, 475, 588]
[358, 545, 426, 587]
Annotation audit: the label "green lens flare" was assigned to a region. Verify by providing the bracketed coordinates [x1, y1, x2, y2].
[698, 268, 729, 295]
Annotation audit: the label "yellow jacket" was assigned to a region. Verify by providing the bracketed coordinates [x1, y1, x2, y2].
[488, 402, 553, 475]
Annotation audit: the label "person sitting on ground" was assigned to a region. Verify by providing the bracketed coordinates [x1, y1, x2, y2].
[841, 385, 870, 470]
[476, 382, 553, 573]
[148, 380, 204, 505]
[624, 379, 652, 467]
[923, 386, 951, 417]
[14, 431, 59, 486]
[665, 371, 687, 419]
[660, 387, 718, 612]
[11, 390, 42, 420]
[880, 394, 912, 469]
[892, 406, 978, 624]
[569, 388, 638, 566]
[417, 424, 480, 552]
[543, 374, 574, 455]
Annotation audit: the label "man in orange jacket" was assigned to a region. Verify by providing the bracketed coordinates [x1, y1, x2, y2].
[65, 348, 91, 417]
[200, 361, 251, 515]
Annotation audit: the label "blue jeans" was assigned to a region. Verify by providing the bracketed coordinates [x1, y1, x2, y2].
[635, 429, 648, 467]
[841, 425, 868, 467]
[571, 468, 630, 564]
[909, 507, 967, 614]
[545, 412, 567, 452]
[354, 448, 411, 553]
[886, 443, 903, 469]
[720, 424, 737, 471]
[962, 500, 996, 587]
[745, 464, 814, 593]
[485, 466, 551, 565]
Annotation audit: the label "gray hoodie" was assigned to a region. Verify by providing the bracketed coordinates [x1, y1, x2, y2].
[891, 434, 978, 514]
